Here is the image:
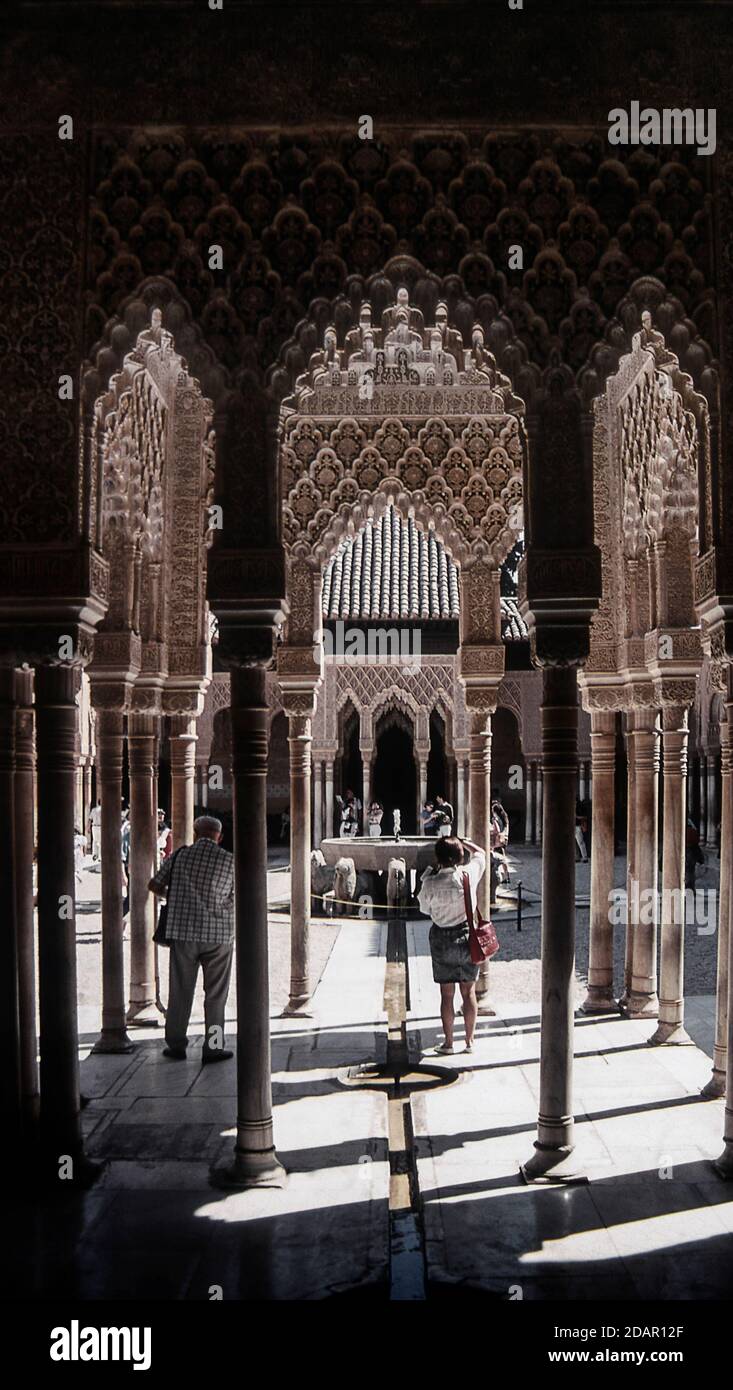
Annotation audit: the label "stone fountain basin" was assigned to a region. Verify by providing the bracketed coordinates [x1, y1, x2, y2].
[319, 836, 438, 874]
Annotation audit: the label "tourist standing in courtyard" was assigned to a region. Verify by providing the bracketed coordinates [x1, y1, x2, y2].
[89, 799, 102, 862]
[418, 836, 486, 1055]
[148, 815, 235, 1064]
[434, 794, 454, 835]
[367, 800, 383, 836]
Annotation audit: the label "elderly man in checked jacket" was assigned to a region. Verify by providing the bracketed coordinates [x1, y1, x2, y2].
[149, 815, 235, 1063]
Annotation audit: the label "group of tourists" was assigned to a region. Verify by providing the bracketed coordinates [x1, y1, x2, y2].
[421, 795, 454, 836]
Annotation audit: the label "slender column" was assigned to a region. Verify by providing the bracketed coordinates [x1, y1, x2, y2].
[524, 761, 534, 843]
[578, 760, 587, 803]
[625, 710, 660, 1018]
[536, 767, 543, 844]
[715, 681, 733, 1177]
[324, 759, 334, 839]
[285, 710, 313, 1014]
[650, 707, 691, 1044]
[522, 668, 582, 1183]
[313, 759, 323, 846]
[699, 753, 708, 845]
[620, 718, 636, 1005]
[14, 669, 39, 1132]
[456, 758, 466, 837]
[170, 714, 197, 849]
[0, 669, 22, 1148]
[707, 751, 719, 850]
[213, 664, 285, 1187]
[705, 718, 732, 1097]
[418, 757, 428, 820]
[35, 664, 88, 1172]
[581, 710, 616, 1013]
[467, 707, 493, 1003]
[127, 712, 159, 1023]
[361, 747, 372, 825]
[92, 709, 133, 1054]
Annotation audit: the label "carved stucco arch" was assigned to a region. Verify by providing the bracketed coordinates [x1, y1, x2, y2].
[582, 307, 706, 715]
[277, 289, 527, 723]
[88, 308, 216, 716]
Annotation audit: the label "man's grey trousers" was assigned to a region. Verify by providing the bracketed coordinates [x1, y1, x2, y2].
[165, 940, 233, 1054]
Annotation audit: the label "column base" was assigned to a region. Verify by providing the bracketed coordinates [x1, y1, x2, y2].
[126, 1001, 162, 1027]
[91, 1029, 135, 1055]
[520, 1143, 588, 1186]
[701, 1068, 726, 1100]
[282, 995, 314, 1017]
[713, 1143, 733, 1179]
[210, 1149, 288, 1191]
[620, 990, 659, 1019]
[579, 986, 618, 1015]
[648, 1021, 693, 1046]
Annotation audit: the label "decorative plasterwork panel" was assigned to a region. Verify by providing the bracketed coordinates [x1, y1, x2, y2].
[281, 291, 525, 571]
[585, 311, 707, 704]
[92, 309, 215, 687]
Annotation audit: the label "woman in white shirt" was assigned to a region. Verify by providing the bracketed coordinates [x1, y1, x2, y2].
[417, 836, 486, 1055]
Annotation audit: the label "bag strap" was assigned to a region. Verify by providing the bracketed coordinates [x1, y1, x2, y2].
[461, 870, 475, 930]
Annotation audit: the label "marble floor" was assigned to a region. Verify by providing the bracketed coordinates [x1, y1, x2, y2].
[11, 847, 732, 1301]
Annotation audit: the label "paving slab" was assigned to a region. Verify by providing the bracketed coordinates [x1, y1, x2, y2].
[406, 911, 733, 1299]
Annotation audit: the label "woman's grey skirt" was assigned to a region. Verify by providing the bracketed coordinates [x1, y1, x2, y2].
[429, 923, 479, 984]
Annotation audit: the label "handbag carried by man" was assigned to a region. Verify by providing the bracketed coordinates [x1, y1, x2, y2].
[152, 846, 185, 947]
[462, 870, 500, 965]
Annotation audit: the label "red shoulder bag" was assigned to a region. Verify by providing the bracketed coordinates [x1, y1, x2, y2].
[462, 870, 500, 964]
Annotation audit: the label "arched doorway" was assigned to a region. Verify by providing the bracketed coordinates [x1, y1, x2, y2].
[267, 710, 289, 846]
[373, 708, 417, 834]
[336, 701, 362, 824]
[428, 709, 448, 804]
[491, 706, 524, 842]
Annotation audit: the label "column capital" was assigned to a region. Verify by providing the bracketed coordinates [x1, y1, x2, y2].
[590, 708, 616, 736]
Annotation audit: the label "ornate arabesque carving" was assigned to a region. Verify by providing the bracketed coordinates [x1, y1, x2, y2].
[89, 309, 215, 707]
[281, 290, 525, 572]
[582, 310, 707, 714]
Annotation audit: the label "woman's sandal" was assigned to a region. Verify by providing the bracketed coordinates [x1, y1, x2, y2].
[434, 1041, 455, 1055]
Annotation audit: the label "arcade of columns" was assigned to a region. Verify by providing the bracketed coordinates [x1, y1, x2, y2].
[6, 285, 733, 1188]
[2, 310, 215, 1171]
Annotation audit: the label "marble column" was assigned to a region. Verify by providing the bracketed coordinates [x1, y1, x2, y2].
[418, 756, 428, 820]
[170, 714, 197, 849]
[127, 711, 159, 1023]
[13, 669, 39, 1132]
[707, 751, 719, 849]
[620, 718, 636, 1006]
[312, 759, 323, 846]
[456, 758, 467, 837]
[467, 707, 493, 1003]
[699, 753, 708, 845]
[0, 668, 21, 1143]
[715, 682, 733, 1177]
[581, 710, 616, 1014]
[705, 718, 732, 1098]
[524, 761, 534, 844]
[625, 709, 660, 1018]
[650, 707, 690, 1044]
[92, 709, 133, 1054]
[324, 759, 334, 839]
[579, 760, 587, 803]
[213, 665, 285, 1188]
[284, 709, 313, 1014]
[522, 668, 581, 1183]
[536, 767, 543, 844]
[361, 747, 372, 826]
[35, 664, 87, 1170]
